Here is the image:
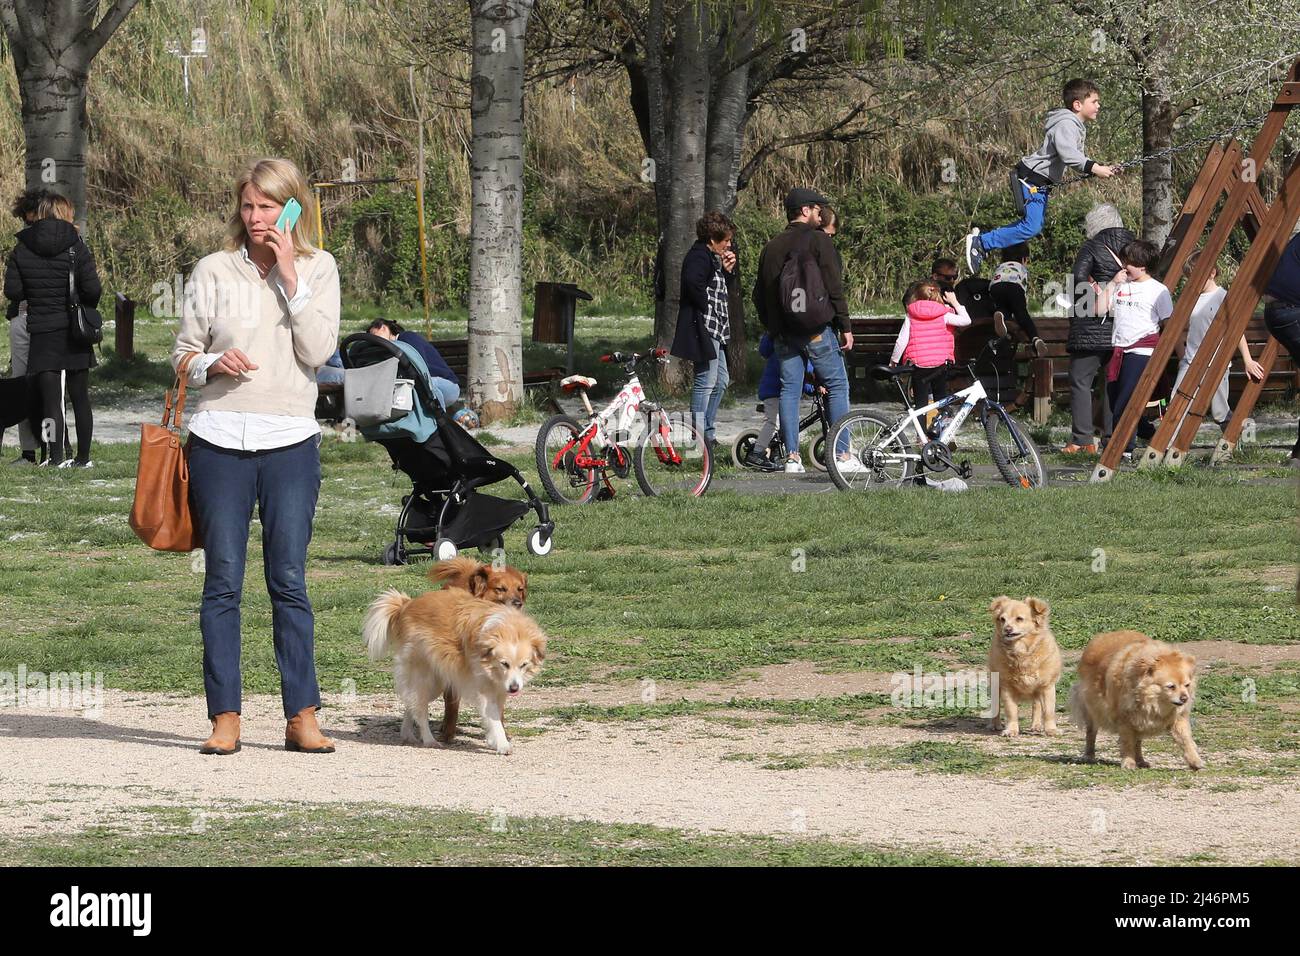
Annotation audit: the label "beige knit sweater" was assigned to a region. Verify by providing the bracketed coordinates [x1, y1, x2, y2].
[170, 247, 340, 418]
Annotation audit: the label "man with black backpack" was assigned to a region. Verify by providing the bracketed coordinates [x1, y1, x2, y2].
[753, 187, 861, 474]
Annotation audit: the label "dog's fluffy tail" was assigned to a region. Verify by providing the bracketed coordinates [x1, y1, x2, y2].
[362, 588, 412, 661]
[1068, 681, 1088, 730]
[429, 555, 482, 588]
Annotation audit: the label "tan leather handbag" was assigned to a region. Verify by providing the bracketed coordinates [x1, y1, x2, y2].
[129, 351, 202, 552]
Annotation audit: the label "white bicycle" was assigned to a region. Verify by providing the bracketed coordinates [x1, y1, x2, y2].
[826, 357, 1046, 491]
[535, 348, 712, 504]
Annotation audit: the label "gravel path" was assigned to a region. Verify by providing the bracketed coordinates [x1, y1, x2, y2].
[2, 688, 1296, 864]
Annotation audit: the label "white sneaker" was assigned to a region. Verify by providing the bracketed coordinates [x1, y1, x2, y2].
[784, 456, 805, 474]
[836, 455, 867, 474]
[57, 459, 76, 469]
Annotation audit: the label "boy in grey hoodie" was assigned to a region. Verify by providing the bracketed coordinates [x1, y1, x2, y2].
[966, 79, 1116, 273]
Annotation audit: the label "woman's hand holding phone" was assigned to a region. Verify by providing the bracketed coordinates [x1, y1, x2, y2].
[265, 198, 301, 297]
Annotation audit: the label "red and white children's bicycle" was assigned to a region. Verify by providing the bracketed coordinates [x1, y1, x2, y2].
[534, 348, 713, 504]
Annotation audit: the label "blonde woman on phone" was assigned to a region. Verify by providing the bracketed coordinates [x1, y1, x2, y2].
[171, 158, 340, 756]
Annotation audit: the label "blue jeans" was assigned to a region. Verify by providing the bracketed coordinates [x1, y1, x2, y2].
[1106, 352, 1157, 454]
[776, 330, 850, 457]
[690, 340, 729, 444]
[979, 181, 1048, 251]
[431, 376, 460, 412]
[188, 432, 324, 720]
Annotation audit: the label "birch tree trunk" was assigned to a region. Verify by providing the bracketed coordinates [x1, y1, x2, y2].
[467, 0, 533, 423]
[1139, 62, 1177, 247]
[0, 0, 141, 235]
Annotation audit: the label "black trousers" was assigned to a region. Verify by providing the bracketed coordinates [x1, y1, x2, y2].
[34, 368, 92, 463]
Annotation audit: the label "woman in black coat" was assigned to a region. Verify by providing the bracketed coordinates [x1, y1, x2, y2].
[3, 193, 101, 467]
[1063, 202, 1135, 453]
[671, 212, 737, 450]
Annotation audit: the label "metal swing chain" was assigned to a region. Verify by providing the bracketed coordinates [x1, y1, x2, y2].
[1053, 109, 1271, 191]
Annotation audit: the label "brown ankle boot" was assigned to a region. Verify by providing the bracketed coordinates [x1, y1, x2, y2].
[285, 706, 335, 753]
[200, 712, 241, 755]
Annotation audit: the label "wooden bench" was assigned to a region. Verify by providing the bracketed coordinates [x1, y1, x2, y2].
[847, 312, 1297, 418]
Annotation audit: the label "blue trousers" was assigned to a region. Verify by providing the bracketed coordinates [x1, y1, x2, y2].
[776, 330, 850, 457]
[979, 181, 1048, 251]
[690, 340, 729, 444]
[188, 433, 323, 720]
[1107, 352, 1157, 454]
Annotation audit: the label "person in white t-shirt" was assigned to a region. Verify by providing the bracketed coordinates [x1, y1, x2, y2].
[1170, 251, 1264, 430]
[1096, 239, 1172, 456]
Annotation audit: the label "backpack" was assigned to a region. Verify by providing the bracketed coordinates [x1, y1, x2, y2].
[778, 230, 833, 333]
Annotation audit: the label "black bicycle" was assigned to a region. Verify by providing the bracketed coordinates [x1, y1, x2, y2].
[731, 383, 832, 472]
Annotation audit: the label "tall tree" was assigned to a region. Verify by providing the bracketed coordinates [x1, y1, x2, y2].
[0, 0, 141, 232]
[537, 0, 935, 386]
[1054, 0, 1300, 246]
[466, 0, 534, 422]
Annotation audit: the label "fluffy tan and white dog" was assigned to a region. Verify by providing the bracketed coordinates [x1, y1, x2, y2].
[1069, 630, 1203, 770]
[987, 596, 1063, 736]
[363, 586, 547, 754]
[430, 556, 528, 608]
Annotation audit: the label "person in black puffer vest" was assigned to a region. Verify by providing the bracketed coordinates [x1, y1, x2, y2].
[1064, 202, 1135, 453]
[3, 192, 101, 467]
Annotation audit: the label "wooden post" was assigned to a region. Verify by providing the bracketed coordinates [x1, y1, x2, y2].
[1032, 356, 1052, 424]
[113, 293, 134, 360]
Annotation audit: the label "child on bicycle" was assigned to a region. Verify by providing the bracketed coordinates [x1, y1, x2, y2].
[890, 279, 972, 410]
[747, 332, 814, 470]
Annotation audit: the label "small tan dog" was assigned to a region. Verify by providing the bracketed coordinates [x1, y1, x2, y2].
[1070, 630, 1203, 770]
[363, 586, 547, 754]
[430, 556, 528, 608]
[987, 596, 1063, 736]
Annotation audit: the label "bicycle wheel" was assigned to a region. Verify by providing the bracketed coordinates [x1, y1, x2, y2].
[535, 414, 598, 504]
[984, 406, 1046, 489]
[732, 429, 760, 468]
[808, 434, 828, 472]
[825, 411, 916, 491]
[635, 412, 712, 497]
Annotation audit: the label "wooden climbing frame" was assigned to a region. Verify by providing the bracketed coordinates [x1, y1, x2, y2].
[1091, 57, 1300, 482]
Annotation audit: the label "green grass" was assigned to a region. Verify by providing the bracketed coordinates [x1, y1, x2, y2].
[0, 437, 1295, 697]
[0, 801, 979, 867]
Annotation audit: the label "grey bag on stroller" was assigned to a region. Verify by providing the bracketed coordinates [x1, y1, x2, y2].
[343, 356, 413, 427]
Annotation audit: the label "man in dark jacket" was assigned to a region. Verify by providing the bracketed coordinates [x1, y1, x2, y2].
[1063, 202, 1134, 452]
[752, 187, 857, 474]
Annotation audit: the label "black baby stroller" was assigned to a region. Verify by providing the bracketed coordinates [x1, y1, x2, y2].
[339, 332, 555, 565]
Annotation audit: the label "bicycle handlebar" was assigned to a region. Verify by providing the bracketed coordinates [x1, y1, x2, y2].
[600, 348, 668, 364]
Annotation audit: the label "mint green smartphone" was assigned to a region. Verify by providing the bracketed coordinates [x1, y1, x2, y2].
[275, 197, 303, 232]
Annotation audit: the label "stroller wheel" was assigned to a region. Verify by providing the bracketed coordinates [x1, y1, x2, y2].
[434, 537, 459, 561]
[526, 528, 554, 556]
[479, 534, 505, 557]
[381, 541, 406, 566]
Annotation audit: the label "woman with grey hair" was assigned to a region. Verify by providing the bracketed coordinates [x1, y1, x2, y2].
[1064, 202, 1134, 453]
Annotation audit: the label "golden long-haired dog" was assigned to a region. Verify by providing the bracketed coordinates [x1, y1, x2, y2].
[987, 596, 1063, 736]
[363, 586, 546, 754]
[430, 556, 528, 608]
[1069, 630, 1203, 770]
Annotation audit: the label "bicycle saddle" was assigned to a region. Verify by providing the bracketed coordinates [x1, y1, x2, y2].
[560, 375, 597, 391]
[871, 364, 913, 380]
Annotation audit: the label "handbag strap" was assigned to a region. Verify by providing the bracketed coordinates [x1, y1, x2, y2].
[165, 351, 199, 430]
[68, 247, 81, 309]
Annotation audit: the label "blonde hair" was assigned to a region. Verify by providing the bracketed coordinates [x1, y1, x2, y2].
[39, 193, 75, 223]
[223, 158, 317, 257]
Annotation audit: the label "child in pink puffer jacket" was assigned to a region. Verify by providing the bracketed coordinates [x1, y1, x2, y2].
[890, 279, 972, 409]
